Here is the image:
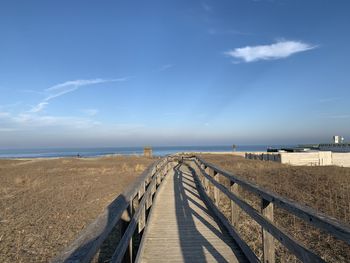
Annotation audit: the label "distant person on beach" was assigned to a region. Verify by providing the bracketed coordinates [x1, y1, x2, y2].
[77, 153, 81, 158]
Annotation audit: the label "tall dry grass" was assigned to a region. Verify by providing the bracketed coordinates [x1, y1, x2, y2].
[197, 154, 350, 262]
[0, 156, 154, 263]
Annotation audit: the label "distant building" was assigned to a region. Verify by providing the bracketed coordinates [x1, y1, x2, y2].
[269, 136, 350, 153]
[144, 147, 152, 158]
[318, 135, 350, 152]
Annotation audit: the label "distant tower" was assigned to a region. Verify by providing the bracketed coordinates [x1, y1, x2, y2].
[232, 144, 237, 152]
[144, 146, 153, 158]
[333, 136, 344, 144]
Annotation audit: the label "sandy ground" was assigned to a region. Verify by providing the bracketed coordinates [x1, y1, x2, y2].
[0, 156, 154, 263]
[199, 154, 350, 262]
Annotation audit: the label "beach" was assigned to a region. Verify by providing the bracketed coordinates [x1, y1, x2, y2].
[199, 154, 350, 262]
[0, 156, 154, 263]
[1, 153, 349, 262]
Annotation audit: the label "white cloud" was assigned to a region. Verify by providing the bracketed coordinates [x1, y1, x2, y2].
[0, 102, 22, 110]
[10, 113, 100, 129]
[225, 40, 317, 63]
[0, 112, 10, 117]
[0, 77, 131, 133]
[30, 77, 129, 113]
[45, 78, 127, 92]
[29, 102, 48, 113]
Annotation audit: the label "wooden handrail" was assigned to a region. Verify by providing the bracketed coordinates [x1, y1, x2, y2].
[182, 163, 260, 263]
[195, 156, 350, 244]
[111, 159, 170, 263]
[190, 156, 350, 262]
[52, 154, 350, 263]
[52, 156, 177, 263]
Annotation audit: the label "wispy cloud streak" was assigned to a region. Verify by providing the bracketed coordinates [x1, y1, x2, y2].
[29, 77, 129, 113]
[45, 78, 127, 92]
[29, 102, 49, 113]
[225, 40, 317, 63]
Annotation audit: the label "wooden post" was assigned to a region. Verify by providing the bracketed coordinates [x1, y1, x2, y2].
[261, 199, 275, 263]
[127, 202, 133, 262]
[212, 170, 219, 207]
[138, 203, 146, 233]
[204, 166, 209, 193]
[200, 163, 205, 184]
[138, 182, 145, 201]
[230, 181, 239, 228]
[138, 183, 146, 233]
[156, 172, 161, 186]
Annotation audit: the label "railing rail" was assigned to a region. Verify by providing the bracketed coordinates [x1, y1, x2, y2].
[189, 156, 350, 263]
[52, 154, 350, 263]
[53, 156, 178, 263]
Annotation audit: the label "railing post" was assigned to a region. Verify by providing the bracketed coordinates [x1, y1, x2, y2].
[138, 183, 146, 233]
[204, 166, 210, 194]
[212, 170, 219, 207]
[138, 182, 145, 201]
[261, 199, 275, 263]
[156, 172, 161, 186]
[146, 181, 153, 210]
[230, 181, 239, 228]
[127, 202, 133, 263]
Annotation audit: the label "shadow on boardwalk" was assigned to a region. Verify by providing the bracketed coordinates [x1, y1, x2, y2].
[173, 164, 244, 262]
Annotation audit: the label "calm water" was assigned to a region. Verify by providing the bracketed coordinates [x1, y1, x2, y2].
[0, 145, 289, 159]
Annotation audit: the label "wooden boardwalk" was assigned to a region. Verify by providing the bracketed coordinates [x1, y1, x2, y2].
[137, 164, 247, 263]
[55, 156, 350, 263]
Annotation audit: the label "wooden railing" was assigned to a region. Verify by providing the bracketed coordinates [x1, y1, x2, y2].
[53, 156, 178, 263]
[53, 154, 350, 263]
[188, 156, 350, 263]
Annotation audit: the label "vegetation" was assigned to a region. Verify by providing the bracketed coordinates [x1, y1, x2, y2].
[200, 154, 350, 262]
[0, 156, 154, 263]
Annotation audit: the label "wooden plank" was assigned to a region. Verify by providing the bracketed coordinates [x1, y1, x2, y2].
[195, 157, 350, 245]
[189, 164, 258, 263]
[138, 164, 247, 263]
[135, 164, 175, 263]
[261, 199, 275, 263]
[194, 160, 325, 263]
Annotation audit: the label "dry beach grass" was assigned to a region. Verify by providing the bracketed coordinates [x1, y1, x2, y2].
[1, 153, 349, 262]
[0, 156, 154, 263]
[199, 154, 350, 262]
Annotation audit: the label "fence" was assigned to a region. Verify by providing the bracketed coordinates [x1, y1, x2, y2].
[53, 156, 178, 263]
[189, 156, 350, 263]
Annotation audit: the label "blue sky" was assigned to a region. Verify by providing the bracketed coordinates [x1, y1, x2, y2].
[0, 0, 349, 148]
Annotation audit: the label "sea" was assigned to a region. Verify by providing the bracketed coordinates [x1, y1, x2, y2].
[0, 145, 292, 159]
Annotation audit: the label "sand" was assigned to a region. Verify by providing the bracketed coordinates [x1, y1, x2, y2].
[0, 156, 154, 263]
